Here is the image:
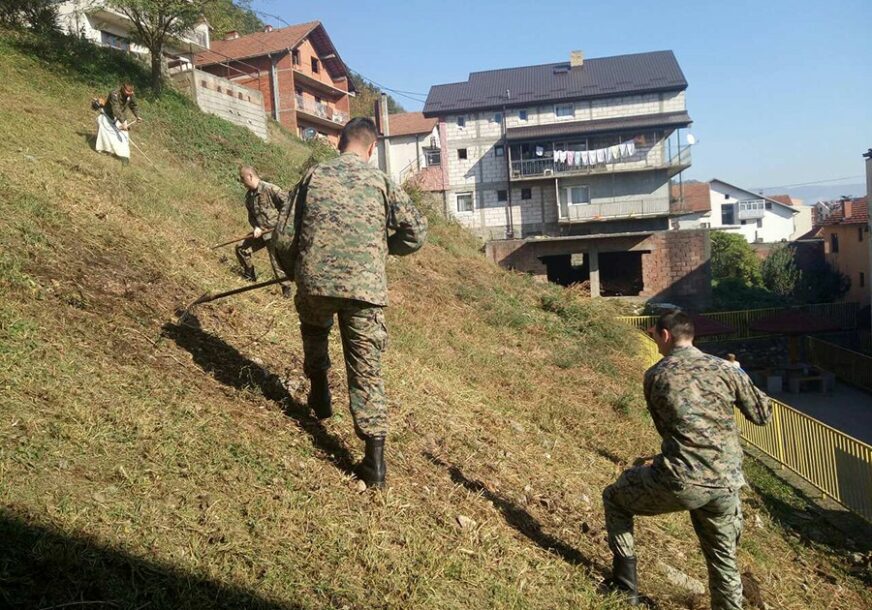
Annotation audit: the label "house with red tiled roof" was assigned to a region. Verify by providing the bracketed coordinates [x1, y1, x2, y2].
[670, 182, 711, 229]
[195, 21, 354, 145]
[372, 96, 442, 189]
[814, 196, 870, 307]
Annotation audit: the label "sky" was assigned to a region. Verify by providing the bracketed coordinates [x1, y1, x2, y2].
[251, 0, 871, 198]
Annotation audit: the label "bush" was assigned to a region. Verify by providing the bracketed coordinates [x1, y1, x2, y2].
[710, 231, 762, 286]
[761, 244, 801, 298]
[0, 0, 58, 33]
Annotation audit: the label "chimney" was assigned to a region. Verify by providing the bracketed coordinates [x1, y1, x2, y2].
[570, 50, 584, 68]
[379, 93, 391, 138]
[843, 198, 853, 219]
[224, 30, 239, 40]
[263, 25, 273, 33]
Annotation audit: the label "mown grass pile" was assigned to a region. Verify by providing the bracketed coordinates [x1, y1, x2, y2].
[1, 30, 870, 610]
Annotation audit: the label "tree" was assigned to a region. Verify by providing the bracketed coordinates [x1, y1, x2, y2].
[710, 231, 762, 286]
[108, 0, 212, 94]
[761, 244, 801, 298]
[201, 0, 262, 39]
[348, 71, 405, 118]
[0, 0, 58, 32]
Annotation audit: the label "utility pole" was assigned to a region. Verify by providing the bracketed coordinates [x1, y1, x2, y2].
[503, 88, 514, 239]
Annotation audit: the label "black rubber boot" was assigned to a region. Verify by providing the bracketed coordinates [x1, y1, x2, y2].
[307, 370, 332, 419]
[357, 438, 386, 489]
[242, 267, 257, 282]
[610, 555, 640, 606]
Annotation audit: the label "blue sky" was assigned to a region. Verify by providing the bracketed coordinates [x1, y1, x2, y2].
[253, 0, 871, 196]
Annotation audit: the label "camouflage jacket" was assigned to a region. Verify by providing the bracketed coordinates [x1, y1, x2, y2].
[106, 88, 139, 123]
[644, 345, 771, 489]
[245, 180, 287, 231]
[272, 152, 428, 306]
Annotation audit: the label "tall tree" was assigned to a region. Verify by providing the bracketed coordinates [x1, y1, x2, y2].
[761, 244, 802, 298]
[109, 0, 212, 94]
[710, 231, 763, 287]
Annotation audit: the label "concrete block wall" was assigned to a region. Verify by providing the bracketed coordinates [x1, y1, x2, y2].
[640, 229, 711, 309]
[173, 69, 268, 140]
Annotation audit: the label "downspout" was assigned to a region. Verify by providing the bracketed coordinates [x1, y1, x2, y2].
[269, 52, 280, 121]
[503, 90, 514, 239]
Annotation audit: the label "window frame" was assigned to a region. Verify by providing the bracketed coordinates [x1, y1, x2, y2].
[311, 57, 320, 73]
[457, 148, 468, 160]
[518, 109, 528, 122]
[497, 189, 508, 203]
[565, 185, 591, 206]
[494, 144, 505, 157]
[457, 115, 466, 128]
[521, 188, 532, 200]
[456, 192, 474, 213]
[831, 233, 840, 253]
[555, 103, 575, 119]
[292, 49, 300, 65]
[721, 203, 736, 225]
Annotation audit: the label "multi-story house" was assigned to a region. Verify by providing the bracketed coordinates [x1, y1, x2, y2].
[423, 50, 711, 308]
[195, 21, 353, 145]
[372, 95, 442, 188]
[56, 0, 210, 67]
[814, 196, 870, 308]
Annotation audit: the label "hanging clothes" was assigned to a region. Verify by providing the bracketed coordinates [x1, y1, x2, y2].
[596, 149, 606, 164]
[536, 146, 544, 157]
[619, 142, 629, 157]
[575, 151, 584, 166]
[627, 141, 636, 156]
[581, 151, 590, 166]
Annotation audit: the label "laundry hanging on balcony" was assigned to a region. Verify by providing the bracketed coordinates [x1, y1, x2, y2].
[553, 139, 637, 168]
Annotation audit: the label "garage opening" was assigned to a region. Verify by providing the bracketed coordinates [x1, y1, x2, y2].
[600, 251, 644, 296]
[540, 253, 590, 287]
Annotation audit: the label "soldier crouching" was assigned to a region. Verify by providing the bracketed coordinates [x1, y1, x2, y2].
[602, 310, 771, 608]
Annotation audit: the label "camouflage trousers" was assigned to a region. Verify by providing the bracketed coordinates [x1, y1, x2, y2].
[603, 465, 744, 610]
[235, 235, 289, 288]
[294, 294, 388, 440]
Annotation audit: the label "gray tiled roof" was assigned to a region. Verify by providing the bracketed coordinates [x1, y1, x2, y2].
[423, 51, 687, 117]
[506, 111, 692, 140]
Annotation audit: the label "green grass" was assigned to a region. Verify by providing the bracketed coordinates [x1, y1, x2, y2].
[0, 28, 870, 610]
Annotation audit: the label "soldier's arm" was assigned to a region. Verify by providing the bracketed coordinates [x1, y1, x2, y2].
[385, 179, 428, 256]
[108, 92, 123, 122]
[731, 367, 772, 426]
[129, 95, 140, 119]
[269, 184, 289, 214]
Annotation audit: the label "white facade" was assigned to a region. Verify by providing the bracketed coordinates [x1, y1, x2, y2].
[371, 126, 440, 185]
[56, 1, 210, 66]
[707, 179, 798, 243]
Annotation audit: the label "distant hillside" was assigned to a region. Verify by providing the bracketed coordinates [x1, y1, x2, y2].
[202, 0, 264, 39]
[1, 28, 869, 610]
[759, 183, 867, 204]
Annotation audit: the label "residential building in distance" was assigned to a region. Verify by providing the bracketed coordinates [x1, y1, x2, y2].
[56, 0, 210, 67]
[813, 196, 870, 308]
[372, 95, 442, 189]
[671, 182, 712, 229]
[195, 21, 354, 145]
[423, 50, 711, 309]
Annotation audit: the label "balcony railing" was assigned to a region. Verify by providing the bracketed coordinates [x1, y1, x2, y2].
[737, 199, 766, 220]
[295, 95, 348, 125]
[511, 144, 691, 180]
[424, 149, 441, 167]
[558, 198, 670, 222]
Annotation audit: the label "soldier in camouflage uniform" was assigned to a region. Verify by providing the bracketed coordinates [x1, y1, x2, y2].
[602, 310, 771, 608]
[271, 117, 427, 488]
[236, 166, 291, 297]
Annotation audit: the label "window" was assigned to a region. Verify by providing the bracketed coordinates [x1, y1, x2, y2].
[100, 31, 130, 51]
[756, 219, 763, 228]
[315, 96, 322, 104]
[861, 272, 866, 288]
[497, 190, 508, 202]
[555, 103, 575, 118]
[724, 193, 730, 200]
[860, 226, 865, 242]
[495, 145, 505, 157]
[565, 185, 590, 205]
[521, 188, 532, 200]
[765, 201, 772, 210]
[295, 86, 303, 96]
[831, 233, 839, 253]
[518, 109, 528, 121]
[311, 58, 320, 73]
[457, 116, 466, 128]
[492, 112, 503, 123]
[721, 203, 736, 225]
[456, 192, 473, 213]
[457, 148, 468, 160]
[292, 49, 300, 65]
[741, 220, 747, 226]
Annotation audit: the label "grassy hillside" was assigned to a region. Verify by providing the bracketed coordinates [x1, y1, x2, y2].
[1, 31, 870, 610]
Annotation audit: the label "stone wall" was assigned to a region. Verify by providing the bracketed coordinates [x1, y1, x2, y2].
[173, 69, 268, 140]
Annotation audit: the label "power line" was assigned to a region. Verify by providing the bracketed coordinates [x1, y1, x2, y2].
[757, 175, 864, 191]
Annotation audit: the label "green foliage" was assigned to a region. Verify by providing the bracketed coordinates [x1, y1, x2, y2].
[348, 71, 405, 118]
[761, 244, 802, 297]
[712, 278, 786, 311]
[201, 0, 262, 39]
[710, 231, 762, 286]
[0, 0, 58, 32]
[795, 264, 852, 304]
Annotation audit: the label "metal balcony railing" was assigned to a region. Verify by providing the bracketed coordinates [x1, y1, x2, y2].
[295, 95, 348, 125]
[424, 149, 441, 167]
[511, 144, 691, 179]
[737, 199, 766, 220]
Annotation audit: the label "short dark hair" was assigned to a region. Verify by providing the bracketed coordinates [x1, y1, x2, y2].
[339, 117, 378, 151]
[655, 310, 695, 341]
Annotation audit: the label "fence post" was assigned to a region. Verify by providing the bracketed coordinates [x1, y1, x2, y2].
[773, 404, 786, 469]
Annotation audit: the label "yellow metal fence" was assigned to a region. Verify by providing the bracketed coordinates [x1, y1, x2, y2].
[635, 331, 872, 522]
[807, 336, 872, 393]
[619, 302, 860, 343]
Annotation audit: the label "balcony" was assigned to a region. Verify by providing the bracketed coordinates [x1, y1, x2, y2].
[511, 144, 691, 181]
[295, 95, 348, 129]
[89, 6, 208, 52]
[737, 199, 766, 220]
[424, 149, 441, 167]
[558, 198, 670, 223]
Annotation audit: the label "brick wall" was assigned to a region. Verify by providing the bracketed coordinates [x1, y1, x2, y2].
[172, 69, 268, 140]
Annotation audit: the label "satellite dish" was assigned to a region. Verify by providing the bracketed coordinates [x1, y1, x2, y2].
[686, 133, 697, 145]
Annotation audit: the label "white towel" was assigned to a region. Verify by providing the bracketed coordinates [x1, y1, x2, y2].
[596, 149, 606, 164]
[581, 151, 589, 165]
[605, 147, 613, 163]
[619, 142, 629, 157]
[536, 146, 544, 157]
[574, 151, 583, 166]
[95, 113, 130, 159]
[610, 145, 620, 160]
[627, 142, 635, 156]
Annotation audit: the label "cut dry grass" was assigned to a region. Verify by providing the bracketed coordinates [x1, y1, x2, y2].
[0, 29, 870, 610]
